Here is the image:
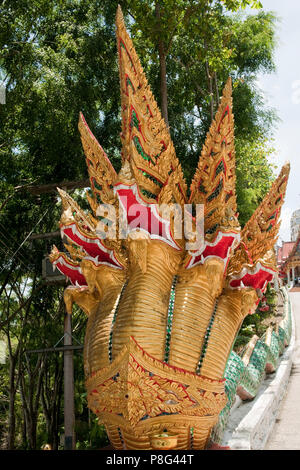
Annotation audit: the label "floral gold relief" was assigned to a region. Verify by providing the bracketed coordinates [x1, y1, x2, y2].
[86, 337, 226, 449]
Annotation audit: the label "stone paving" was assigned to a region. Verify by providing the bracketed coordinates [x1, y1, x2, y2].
[264, 292, 300, 450]
[290, 286, 300, 292]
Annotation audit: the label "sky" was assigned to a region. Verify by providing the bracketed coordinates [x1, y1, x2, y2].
[246, 0, 300, 243]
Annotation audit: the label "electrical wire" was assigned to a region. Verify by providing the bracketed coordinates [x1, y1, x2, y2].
[0, 238, 30, 272]
[0, 208, 49, 274]
[0, 221, 31, 261]
[0, 227, 34, 268]
[0, 228, 31, 263]
[0, 222, 47, 270]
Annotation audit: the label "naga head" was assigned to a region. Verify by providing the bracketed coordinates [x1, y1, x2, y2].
[49, 6, 290, 450]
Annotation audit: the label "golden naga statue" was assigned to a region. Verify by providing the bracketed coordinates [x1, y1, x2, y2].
[49, 7, 290, 450]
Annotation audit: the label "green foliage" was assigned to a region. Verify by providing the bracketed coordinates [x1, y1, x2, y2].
[222, 0, 263, 12]
[234, 283, 278, 352]
[235, 135, 276, 226]
[75, 420, 109, 450]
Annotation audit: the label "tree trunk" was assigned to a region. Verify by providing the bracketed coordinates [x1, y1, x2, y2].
[55, 368, 63, 449]
[158, 41, 169, 126]
[26, 415, 37, 450]
[6, 329, 18, 451]
[7, 360, 16, 450]
[41, 357, 63, 449]
[155, 2, 169, 127]
[19, 373, 30, 448]
[205, 60, 214, 123]
[19, 354, 45, 449]
[214, 72, 220, 107]
[20, 393, 38, 450]
[22, 409, 27, 447]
